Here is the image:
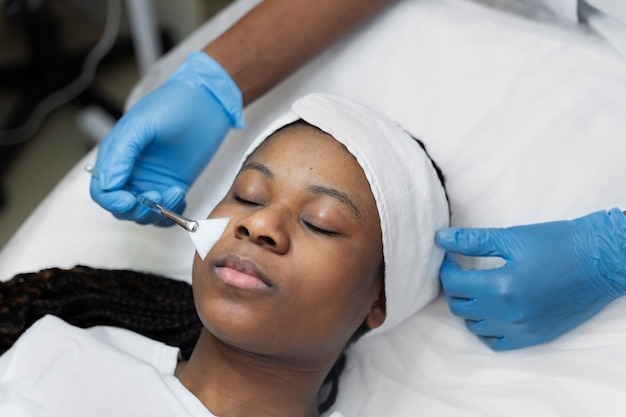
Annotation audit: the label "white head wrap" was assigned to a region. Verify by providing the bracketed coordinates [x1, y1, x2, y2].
[241, 93, 450, 336]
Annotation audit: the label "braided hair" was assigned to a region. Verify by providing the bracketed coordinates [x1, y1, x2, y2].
[0, 266, 201, 359]
[0, 265, 347, 413]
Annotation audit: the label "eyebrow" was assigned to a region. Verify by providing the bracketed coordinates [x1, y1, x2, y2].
[308, 185, 361, 219]
[241, 162, 274, 180]
[240, 162, 361, 219]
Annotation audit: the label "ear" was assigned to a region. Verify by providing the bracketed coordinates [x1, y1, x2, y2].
[365, 277, 386, 330]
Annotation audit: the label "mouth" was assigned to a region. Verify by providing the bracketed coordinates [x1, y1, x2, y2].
[214, 254, 273, 290]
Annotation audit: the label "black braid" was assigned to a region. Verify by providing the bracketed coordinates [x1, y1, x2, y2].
[412, 135, 450, 214]
[0, 265, 356, 414]
[0, 265, 202, 359]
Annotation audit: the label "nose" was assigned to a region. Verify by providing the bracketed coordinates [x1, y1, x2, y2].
[234, 205, 290, 254]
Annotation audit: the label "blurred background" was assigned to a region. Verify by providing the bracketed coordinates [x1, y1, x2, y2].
[0, 0, 233, 251]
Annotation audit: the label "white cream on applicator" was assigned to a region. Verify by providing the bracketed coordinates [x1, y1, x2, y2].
[189, 218, 230, 260]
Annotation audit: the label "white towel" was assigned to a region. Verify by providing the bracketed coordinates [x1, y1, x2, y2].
[241, 93, 450, 336]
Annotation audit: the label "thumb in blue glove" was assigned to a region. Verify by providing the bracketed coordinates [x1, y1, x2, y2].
[90, 51, 245, 225]
[435, 208, 626, 350]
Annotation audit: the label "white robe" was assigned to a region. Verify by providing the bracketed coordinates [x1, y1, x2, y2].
[0, 315, 345, 417]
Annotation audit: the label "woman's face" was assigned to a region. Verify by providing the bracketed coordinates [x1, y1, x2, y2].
[192, 124, 385, 365]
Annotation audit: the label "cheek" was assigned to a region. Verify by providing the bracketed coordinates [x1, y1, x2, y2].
[191, 255, 207, 311]
[191, 254, 202, 283]
[294, 244, 380, 323]
[206, 201, 230, 219]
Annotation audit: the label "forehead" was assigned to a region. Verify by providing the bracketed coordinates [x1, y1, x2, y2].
[244, 123, 379, 217]
[247, 123, 360, 177]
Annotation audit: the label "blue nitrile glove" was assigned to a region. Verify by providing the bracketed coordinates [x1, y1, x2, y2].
[436, 208, 626, 350]
[90, 52, 245, 226]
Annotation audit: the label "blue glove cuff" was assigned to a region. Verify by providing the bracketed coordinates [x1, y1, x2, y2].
[587, 208, 626, 292]
[603, 208, 626, 284]
[170, 51, 246, 129]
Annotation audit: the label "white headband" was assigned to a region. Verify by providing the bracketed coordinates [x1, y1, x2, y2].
[241, 93, 450, 336]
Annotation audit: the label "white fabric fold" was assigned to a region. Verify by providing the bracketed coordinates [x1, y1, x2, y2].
[241, 93, 450, 336]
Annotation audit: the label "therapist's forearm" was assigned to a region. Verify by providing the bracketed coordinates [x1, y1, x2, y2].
[203, 0, 393, 105]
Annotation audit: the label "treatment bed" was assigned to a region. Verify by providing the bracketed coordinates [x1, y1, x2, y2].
[2, 0, 626, 415]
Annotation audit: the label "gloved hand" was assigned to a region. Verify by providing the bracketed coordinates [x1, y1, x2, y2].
[90, 52, 245, 225]
[435, 208, 626, 350]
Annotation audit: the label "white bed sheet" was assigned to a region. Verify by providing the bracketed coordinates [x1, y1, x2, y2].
[2, 0, 626, 415]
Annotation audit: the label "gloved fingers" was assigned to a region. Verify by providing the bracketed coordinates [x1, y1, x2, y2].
[90, 172, 164, 224]
[467, 320, 532, 351]
[436, 227, 508, 258]
[151, 187, 188, 228]
[439, 251, 461, 273]
[445, 296, 485, 321]
[94, 114, 154, 190]
[121, 188, 187, 226]
[440, 253, 503, 299]
[439, 253, 471, 299]
[114, 190, 164, 225]
[483, 333, 537, 351]
[90, 179, 137, 214]
[477, 334, 508, 351]
[464, 319, 504, 340]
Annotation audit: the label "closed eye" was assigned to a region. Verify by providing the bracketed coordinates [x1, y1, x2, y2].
[303, 220, 337, 237]
[234, 194, 261, 206]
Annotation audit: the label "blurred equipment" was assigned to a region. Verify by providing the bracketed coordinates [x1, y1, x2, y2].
[0, 0, 123, 147]
[0, 0, 166, 209]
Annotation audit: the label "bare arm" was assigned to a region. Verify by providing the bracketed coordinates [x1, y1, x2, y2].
[203, 0, 394, 105]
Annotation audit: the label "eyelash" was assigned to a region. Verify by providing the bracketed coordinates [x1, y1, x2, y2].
[234, 194, 260, 206]
[302, 220, 337, 237]
[234, 194, 337, 237]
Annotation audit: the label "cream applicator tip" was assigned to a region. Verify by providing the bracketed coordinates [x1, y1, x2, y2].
[189, 218, 230, 260]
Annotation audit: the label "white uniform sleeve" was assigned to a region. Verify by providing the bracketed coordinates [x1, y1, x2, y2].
[536, 0, 626, 25]
[580, 0, 626, 57]
[537, 0, 626, 57]
[535, 0, 580, 22]
[584, 0, 626, 24]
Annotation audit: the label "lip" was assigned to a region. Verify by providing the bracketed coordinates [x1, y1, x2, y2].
[214, 254, 273, 290]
